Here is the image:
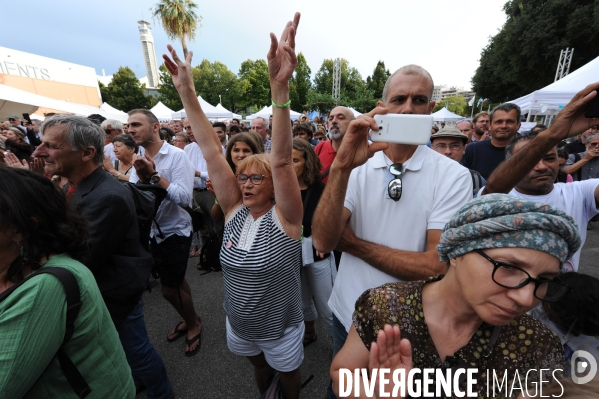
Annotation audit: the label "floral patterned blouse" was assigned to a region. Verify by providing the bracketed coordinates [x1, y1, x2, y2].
[352, 276, 565, 398]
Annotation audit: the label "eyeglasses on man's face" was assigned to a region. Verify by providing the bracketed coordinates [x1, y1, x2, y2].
[236, 173, 268, 185]
[387, 163, 403, 202]
[433, 143, 464, 151]
[474, 249, 570, 303]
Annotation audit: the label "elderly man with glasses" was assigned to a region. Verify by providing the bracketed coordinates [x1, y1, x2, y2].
[312, 65, 472, 399]
[101, 119, 124, 163]
[430, 126, 485, 197]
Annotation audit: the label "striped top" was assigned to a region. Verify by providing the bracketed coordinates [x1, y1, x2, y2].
[220, 205, 303, 341]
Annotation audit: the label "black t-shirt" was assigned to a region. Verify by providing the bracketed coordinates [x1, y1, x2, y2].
[461, 139, 507, 180]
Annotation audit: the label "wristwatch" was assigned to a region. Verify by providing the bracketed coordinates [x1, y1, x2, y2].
[149, 173, 161, 184]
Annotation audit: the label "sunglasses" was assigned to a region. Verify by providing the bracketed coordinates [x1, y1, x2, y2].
[236, 174, 268, 185]
[388, 163, 403, 201]
[104, 129, 114, 134]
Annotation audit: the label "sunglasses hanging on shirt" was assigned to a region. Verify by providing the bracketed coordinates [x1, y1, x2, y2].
[388, 163, 403, 202]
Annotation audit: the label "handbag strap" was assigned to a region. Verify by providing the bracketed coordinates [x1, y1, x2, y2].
[0, 267, 91, 398]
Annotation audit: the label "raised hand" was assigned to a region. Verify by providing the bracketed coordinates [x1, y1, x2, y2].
[549, 82, 599, 140]
[162, 44, 195, 93]
[333, 107, 389, 171]
[267, 12, 300, 87]
[103, 155, 116, 174]
[132, 153, 156, 181]
[369, 324, 413, 399]
[30, 157, 45, 175]
[4, 152, 29, 170]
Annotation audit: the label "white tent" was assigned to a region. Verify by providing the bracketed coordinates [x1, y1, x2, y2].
[246, 105, 302, 121]
[176, 95, 233, 119]
[431, 107, 464, 122]
[0, 83, 128, 122]
[100, 102, 127, 117]
[151, 101, 176, 121]
[511, 54, 599, 116]
[347, 107, 362, 117]
[215, 103, 241, 120]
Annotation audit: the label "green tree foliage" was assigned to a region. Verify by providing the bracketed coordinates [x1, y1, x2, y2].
[192, 60, 238, 110]
[237, 59, 270, 111]
[157, 64, 183, 111]
[313, 59, 371, 111]
[433, 95, 468, 116]
[472, 0, 599, 102]
[103, 67, 152, 111]
[153, 0, 201, 58]
[306, 89, 336, 114]
[366, 61, 390, 100]
[289, 52, 311, 110]
[99, 81, 111, 105]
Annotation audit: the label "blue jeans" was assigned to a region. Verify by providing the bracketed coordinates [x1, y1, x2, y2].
[117, 300, 173, 399]
[327, 313, 349, 399]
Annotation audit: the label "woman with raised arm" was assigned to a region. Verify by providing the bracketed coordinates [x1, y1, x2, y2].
[163, 12, 304, 399]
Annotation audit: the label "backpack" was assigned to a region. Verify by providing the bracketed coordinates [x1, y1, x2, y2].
[120, 182, 167, 252]
[199, 222, 223, 272]
[572, 153, 582, 182]
[0, 268, 91, 398]
[469, 169, 484, 197]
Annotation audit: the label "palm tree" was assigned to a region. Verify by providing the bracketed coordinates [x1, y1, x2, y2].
[153, 0, 201, 58]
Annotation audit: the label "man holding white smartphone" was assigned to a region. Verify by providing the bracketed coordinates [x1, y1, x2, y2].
[312, 65, 473, 382]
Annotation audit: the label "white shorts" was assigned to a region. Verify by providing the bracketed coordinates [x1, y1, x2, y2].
[226, 316, 304, 372]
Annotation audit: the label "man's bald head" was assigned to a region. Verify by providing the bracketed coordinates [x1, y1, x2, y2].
[328, 106, 355, 140]
[382, 65, 434, 106]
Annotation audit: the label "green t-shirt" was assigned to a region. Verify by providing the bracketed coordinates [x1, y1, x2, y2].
[0, 254, 135, 398]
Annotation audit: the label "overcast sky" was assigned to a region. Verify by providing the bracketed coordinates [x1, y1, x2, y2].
[2, 0, 509, 91]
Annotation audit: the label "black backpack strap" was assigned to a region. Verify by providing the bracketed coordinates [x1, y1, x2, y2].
[469, 169, 483, 197]
[573, 153, 582, 181]
[0, 267, 91, 398]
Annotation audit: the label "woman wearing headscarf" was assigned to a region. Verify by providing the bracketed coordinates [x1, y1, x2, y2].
[331, 194, 581, 397]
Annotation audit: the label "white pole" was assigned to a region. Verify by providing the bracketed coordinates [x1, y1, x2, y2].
[470, 96, 475, 118]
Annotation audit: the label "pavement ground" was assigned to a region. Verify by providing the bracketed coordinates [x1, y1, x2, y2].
[137, 222, 598, 399]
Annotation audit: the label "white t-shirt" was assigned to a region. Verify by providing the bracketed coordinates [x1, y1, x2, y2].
[507, 180, 599, 271]
[329, 146, 473, 331]
[104, 142, 145, 163]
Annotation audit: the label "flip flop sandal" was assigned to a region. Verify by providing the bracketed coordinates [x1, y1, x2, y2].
[184, 327, 203, 357]
[166, 321, 187, 343]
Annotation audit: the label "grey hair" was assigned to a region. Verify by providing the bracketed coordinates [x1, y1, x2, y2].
[585, 133, 599, 144]
[100, 119, 124, 132]
[41, 114, 105, 165]
[31, 119, 43, 127]
[251, 117, 269, 129]
[489, 103, 521, 123]
[382, 65, 434, 105]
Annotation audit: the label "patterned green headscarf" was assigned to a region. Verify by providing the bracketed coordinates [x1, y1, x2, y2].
[437, 194, 581, 264]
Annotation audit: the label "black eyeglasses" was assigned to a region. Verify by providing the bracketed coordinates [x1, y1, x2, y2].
[236, 174, 268, 185]
[475, 249, 571, 303]
[104, 129, 114, 134]
[387, 163, 403, 201]
[433, 143, 464, 151]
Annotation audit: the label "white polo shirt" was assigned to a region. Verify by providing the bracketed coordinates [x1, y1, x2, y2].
[507, 179, 599, 271]
[329, 145, 473, 331]
[130, 142, 194, 243]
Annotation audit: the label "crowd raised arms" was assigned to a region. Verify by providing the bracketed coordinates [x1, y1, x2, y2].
[2, 10, 599, 399]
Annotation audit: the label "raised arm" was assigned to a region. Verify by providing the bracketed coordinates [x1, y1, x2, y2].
[312, 108, 389, 252]
[266, 12, 303, 237]
[483, 82, 599, 195]
[162, 46, 241, 216]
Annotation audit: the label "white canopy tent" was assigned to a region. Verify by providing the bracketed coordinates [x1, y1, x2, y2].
[176, 95, 233, 119]
[246, 105, 302, 121]
[511, 54, 599, 117]
[99, 102, 127, 117]
[431, 107, 464, 122]
[0, 83, 129, 122]
[150, 101, 176, 122]
[215, 103, 241, 120]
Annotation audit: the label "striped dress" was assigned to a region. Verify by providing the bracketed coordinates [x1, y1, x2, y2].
[220, 205, 303, 341]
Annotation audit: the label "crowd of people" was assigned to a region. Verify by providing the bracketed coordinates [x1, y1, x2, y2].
[1, 11, 599, 399]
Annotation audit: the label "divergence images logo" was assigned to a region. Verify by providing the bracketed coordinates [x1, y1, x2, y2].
[571, 350, 598, 385]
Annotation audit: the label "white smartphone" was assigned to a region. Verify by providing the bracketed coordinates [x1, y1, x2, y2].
[371, 114, 433, 145]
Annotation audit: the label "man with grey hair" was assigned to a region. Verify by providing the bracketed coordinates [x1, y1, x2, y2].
[563, 131, 599, 181]
[101, 119, 124, 163]
[251, 116, 271, 152]
[461, 103, 521, 179]
[313, 65, 472, 399]
[314, 106, 355, 184]
[32, 114, 173, 398]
